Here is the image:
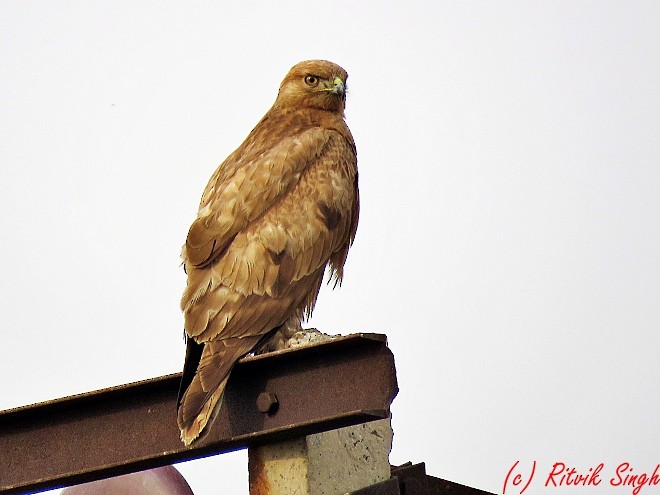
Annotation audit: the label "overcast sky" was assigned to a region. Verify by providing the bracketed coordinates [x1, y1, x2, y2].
[1, 2, 658, 494]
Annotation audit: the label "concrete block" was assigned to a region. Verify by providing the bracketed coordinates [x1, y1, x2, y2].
[249, 417, 393, 495]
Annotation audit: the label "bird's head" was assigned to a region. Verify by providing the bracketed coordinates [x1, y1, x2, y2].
[275, 60, 348, 113]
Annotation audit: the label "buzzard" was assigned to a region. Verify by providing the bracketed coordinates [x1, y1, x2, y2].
[177, 60, 359, 445]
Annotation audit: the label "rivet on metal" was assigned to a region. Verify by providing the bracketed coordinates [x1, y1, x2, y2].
[256, 392, 279, 414]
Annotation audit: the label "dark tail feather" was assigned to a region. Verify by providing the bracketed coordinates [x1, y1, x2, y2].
[178, 337, 204, 408]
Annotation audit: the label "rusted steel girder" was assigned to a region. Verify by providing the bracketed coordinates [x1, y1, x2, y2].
[350, 463, 497, 495]
[0, 333, 397, 495]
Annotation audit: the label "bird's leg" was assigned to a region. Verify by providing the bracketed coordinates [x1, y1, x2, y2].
[254, 316, 338, 354]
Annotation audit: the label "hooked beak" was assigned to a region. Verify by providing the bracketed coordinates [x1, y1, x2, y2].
[319, 76, 346, 98]
[330, 76, 345, 98]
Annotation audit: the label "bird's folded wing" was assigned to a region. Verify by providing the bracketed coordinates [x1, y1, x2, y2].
[181, 132, 357, 342]
[184, 127, 334, 268]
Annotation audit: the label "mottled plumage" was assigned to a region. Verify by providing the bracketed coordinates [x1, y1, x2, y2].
[177, 60, 359, 445]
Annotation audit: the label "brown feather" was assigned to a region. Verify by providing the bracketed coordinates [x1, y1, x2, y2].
[178, 60, 359, 444]
[177, 336, 262, 445]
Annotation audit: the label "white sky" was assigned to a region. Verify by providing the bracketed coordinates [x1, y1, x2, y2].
[1, 1, 658, 494]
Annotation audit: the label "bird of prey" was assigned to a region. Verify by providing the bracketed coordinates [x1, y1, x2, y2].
[177, 60, 359, 445]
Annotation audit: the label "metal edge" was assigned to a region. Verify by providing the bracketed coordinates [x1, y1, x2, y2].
[2, 410, 393, 495]
[0, 373, 181, 420]
[1, 333, 388, 419]
[240, 332, 387, 364]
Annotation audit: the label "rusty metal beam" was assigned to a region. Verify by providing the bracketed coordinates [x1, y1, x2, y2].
[0, 333, 397, 495]
[348, 463, 497, 495]
[388, 463, 497, 495]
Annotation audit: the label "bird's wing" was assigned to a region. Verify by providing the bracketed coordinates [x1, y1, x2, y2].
[178, 128, 357, 444]
[181, 130, 358, 343]
[184, 127, 333, 269]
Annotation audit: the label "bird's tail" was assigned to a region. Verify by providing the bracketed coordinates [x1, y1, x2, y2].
[177, 336, 262, 445]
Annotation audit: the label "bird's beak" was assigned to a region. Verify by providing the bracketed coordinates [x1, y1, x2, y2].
[319, 76, 345, 98]
[331, 76, 345, 98]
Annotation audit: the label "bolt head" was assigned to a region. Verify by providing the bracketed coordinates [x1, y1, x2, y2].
[256, 392, 278, 414]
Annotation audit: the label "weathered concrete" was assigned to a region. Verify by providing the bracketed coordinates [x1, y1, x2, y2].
[248, 417, 393, 495]
[249, 329, 394, 494]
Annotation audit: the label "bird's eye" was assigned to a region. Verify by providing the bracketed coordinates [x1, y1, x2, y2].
[304, 75, 319, 87]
